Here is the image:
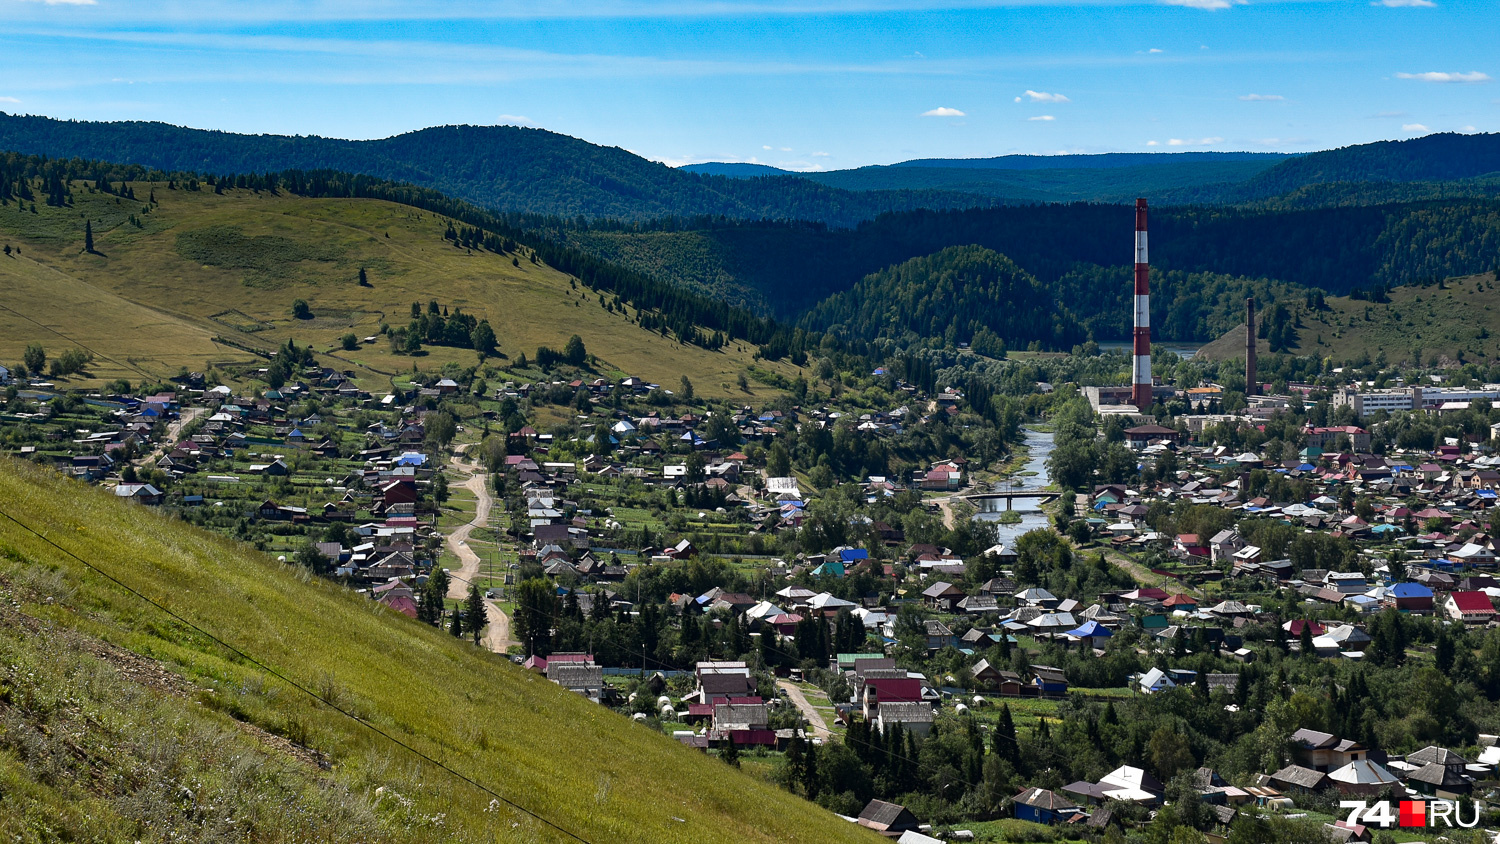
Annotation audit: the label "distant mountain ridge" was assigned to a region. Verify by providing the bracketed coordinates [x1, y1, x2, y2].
[681, 153, 1291, 202]
[1161, 132, 1500, 204]
[8, 111, 1500, 226]
[0, 112, 997, 227]
[678, 162, 792, 177]
[891, 150, 1287, 171]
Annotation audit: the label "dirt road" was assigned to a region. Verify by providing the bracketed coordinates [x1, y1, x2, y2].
[936, 496, 957, 530]
[442, 449, 516, 652]
[136, 406, 204, 468]
[1097, 547, 1203, 598]
[777, 680, 833, 742]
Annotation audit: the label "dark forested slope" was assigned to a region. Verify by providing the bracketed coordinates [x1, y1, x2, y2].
[798, 246, 1086, 352]
[0, 113, 996, 226]
[797, 245, 1307, 351]
[566, 199, 1500, 322]
[1165, 132, 1500, 204]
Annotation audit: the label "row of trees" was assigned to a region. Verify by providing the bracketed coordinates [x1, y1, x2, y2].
[389, 300, 497, 356]
[19, 343, 92, 379]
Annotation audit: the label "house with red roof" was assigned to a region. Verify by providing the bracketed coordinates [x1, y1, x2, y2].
[1174, 534, 1209, 558]
[1445, 591, 1497, 623]
[861, 676, 923, 721]
[1162, 594, 1198, 611]
[1283, 619, 1325, 638]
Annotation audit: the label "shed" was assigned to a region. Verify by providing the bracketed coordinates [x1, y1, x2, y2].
[856, 800, 920, 835]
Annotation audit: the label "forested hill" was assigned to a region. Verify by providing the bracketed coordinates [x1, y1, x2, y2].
[798, 246, 1086, 353]
[683, 153, 1288, 204]
[0, 112, 997, 226]
[797, 245, 1306, 352]
[891, 151, 1285, 171]
[679, 162, 793, 177]
[564, 199, 1500, 321]
[1166, 132, 1500, 204]
[11, 112, 1499, 225]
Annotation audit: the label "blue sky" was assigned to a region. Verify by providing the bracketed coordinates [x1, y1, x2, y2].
[0, 0, 1494, 170]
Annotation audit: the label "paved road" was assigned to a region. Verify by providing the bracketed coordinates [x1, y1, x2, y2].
[442, 449, 516, 652]
[776, 680, 833, 742]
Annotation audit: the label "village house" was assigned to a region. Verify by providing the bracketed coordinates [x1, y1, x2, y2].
[1444, 590, 1497, 623]
[856, 800, 921, 836]
[1289, 729, 1367, 772]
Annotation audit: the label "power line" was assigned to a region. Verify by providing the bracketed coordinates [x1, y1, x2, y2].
[0, 507, 594, 844]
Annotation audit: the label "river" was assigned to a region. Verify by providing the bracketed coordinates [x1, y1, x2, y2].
[973, 428, 1057, 546]
[1097, 341, 1202, 360]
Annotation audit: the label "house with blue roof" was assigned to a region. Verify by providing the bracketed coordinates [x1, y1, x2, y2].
[1387, 583, 1434, 613]
[1065, 620, 1113, 645]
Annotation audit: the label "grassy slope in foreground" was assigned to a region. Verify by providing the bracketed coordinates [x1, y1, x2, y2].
[0, 182, 796, 395]
[0, 458, 876, 844]
[1197, 271, 1500, 366]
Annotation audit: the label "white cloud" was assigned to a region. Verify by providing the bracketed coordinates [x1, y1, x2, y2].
[1028, 115, 1056, 121]
[922, 106, 965, 117]
[1239, 93, 1284, 101]
[1395, 71, 1490, 83]
[0, 97, 19, 103]
[1166, 136, 1224, 146]
[1148, 48, 1164, 53]
[762, 145, 772, 149]
[1402, 123, 1430, 132]
[1162, 0, 1237, 9]
[811, 151, 830, 157]
[1375, 0, 1434, 6]
[1461, 125, 1478, 132]
[779, 146, 792, 151]
[1016, 90, 1069, 103]
[496, 114, 532, 125]
[1146, 140, 1160, 146]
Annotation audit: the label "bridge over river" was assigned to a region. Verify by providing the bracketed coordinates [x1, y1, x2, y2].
[963, 489, 1061, 509]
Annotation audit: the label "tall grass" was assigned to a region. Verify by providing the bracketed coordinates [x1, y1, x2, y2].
[0, 458, 877, 843]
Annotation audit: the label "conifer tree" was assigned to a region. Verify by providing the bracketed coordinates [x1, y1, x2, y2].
[801, 740, 819, 799]
[784, 735, 805, 794]
[993, 703, 1018, 764]
[465, 584, 487, 645]
[720, 733, 740, 768]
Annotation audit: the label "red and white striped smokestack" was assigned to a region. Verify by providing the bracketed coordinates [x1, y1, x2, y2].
[1132, 198, 1152, 410]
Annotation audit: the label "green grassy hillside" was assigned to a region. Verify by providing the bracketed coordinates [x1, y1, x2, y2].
[0, 457, 878, 843]
[0, 182, 798, 394]
[1197, 271, 1500, 366]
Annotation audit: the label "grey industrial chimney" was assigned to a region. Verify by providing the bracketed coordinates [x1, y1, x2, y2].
[1245, 297, 1258, 397]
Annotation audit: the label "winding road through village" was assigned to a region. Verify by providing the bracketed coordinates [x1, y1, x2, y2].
[443, 448, 516, 653]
